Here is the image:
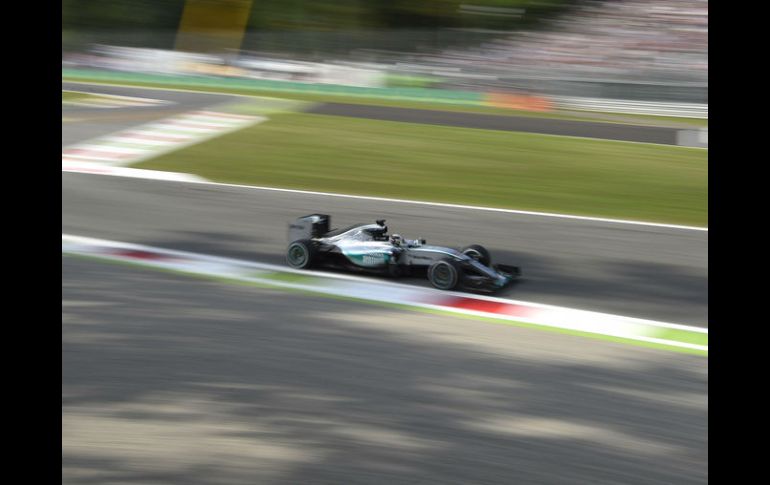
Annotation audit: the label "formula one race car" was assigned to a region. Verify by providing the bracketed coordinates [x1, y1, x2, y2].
[286, 214, 521, 292]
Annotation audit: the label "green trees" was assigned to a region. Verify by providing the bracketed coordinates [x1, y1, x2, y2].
[62, 0, 573, 53]
[63, 0, 571, 31]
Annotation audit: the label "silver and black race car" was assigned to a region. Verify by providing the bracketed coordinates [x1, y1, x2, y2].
[285, 214, 520, 292]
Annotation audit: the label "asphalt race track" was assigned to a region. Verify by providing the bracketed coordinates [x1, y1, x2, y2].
[62, 82, 707, 484]
[63, 257, 707, 484]
[62, 172, 707, 327]
[306, 102, 683, 145]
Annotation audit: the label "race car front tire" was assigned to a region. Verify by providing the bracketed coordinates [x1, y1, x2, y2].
[461, 244, 491, 266]
[428, 258, 463, 290]
[286, 240, 317, 269]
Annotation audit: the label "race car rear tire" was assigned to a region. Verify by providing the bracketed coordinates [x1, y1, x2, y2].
[428, 258, 463, 290]
[461, 244, 491, 266]
[387, 263, 403, 278]
[286, 240, 317, 269]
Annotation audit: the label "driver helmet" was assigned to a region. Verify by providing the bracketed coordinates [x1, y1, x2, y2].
[390, 234, 403, 246]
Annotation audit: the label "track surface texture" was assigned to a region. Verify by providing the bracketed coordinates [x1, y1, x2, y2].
[62, 82, 241, 147]
[62, 172, 708, 326]
[306, 102, 682, 145]
[62, 257, 707, 485]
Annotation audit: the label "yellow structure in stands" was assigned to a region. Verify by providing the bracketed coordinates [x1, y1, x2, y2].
[175, 0, 253, 53]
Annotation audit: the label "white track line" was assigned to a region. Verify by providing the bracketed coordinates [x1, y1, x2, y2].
[62, 171, 708, 232]
[165, 179, 710, 232]
[61, 163, 205, 182]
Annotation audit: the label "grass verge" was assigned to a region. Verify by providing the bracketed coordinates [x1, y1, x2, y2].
[136, 112, 707, 226]
[62, 90, 102, 103]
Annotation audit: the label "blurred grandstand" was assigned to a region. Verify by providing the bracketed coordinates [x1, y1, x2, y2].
[401, 0, 707, 101]
[425, 0, 706, 81]
[63, 0, 707, 103]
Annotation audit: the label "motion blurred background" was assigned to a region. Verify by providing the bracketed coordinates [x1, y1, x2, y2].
[63, 0, 707, 103]
[63, 1, 707, 483]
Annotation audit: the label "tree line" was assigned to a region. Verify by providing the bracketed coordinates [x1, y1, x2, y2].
[63, 0, 574, 32]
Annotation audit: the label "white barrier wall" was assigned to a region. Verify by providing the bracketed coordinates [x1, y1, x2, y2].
[552, 96, 708, 119]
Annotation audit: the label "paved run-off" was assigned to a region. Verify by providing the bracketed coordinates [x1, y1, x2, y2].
[62, 110, 263, 166]
[62, 234, 707, 356]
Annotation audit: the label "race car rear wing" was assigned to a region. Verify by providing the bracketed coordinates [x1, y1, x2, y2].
[288, 214, 331, 241]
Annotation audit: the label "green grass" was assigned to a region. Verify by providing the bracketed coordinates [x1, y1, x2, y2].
[562, 110, 709, 128]
[62, 90, 94, 102]
[62, 75, 707, 128]
[136, 112, 707, 226]
[62, 89, 124, 105]
[654, 328, 708, 347]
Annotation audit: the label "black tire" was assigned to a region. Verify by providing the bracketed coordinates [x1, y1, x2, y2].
[428, 258, 463, 290]
[461, 244, 491, 266]
[387, 263, 403, 278]
[286, 240, 317, 269]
